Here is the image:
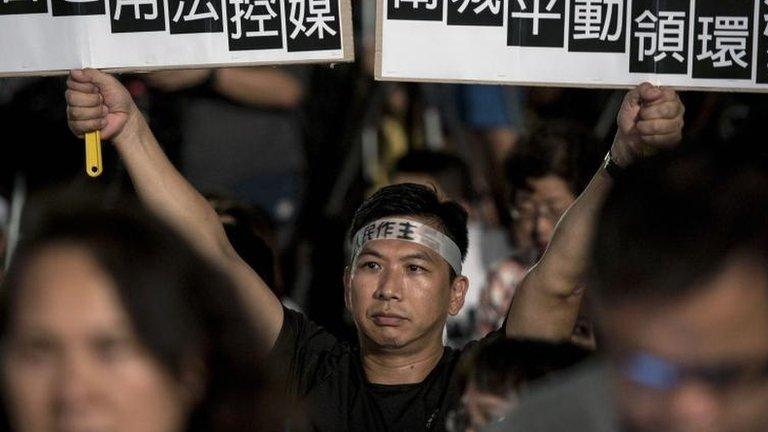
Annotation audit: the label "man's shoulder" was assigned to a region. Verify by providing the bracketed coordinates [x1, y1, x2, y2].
[277, 307, 352, 356]
[486, 360, 620, 432]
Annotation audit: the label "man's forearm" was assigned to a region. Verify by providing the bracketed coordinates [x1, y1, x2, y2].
[113, 112, 227, 257]
[111, 111, 285, 349]
[503, 84, 684, 341]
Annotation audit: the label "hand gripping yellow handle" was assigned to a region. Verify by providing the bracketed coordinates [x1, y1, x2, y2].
[85, 131, 103, 177]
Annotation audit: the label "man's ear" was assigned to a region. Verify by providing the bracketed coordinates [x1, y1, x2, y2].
[343, 266, 352, 312]
[448, 275, 469, 316]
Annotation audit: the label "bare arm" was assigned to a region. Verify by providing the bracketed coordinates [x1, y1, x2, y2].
[505, 84, 685, 340]
[66, 69, 284, 350]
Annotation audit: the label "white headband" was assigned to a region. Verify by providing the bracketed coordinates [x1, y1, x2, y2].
[351, 217, 463, 275]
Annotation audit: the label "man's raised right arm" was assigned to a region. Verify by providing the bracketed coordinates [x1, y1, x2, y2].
[66, 69, 284, 350]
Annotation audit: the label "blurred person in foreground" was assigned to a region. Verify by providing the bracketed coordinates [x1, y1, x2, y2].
[0, 199, 287, 432]
[489, 147, 768, 432]
[447, 337, 590, 432]
[64, 69, 682, 431]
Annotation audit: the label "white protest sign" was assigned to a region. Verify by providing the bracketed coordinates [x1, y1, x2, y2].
[376, 0, 768, 92]
[0, 0, 353, 76]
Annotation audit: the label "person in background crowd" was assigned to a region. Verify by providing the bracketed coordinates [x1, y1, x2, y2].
[455, 85, 526, 163]
[0, 199, 287, 432]
[475, 121, 598, 345]
[389, 150, 512, 347]
[208, 194, 303, 311]
[208, 195, 281, 295]
[447, 337, 591, 432]
[143, 67, 307, 249]
[64, 69, 682, 431]
[505, 121, 596, 263]
[490, 146, 768, 432]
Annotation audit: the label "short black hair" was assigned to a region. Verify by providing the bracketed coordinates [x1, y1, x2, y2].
[348, 183, 469, 273]
[0, 196, 286, 432]
[590, 147, 768, 305]
[392, 150, 476, 203]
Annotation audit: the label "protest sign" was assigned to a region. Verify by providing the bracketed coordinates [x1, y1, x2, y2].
[376, 0, 768, 92]
[0, 0, 353, 76]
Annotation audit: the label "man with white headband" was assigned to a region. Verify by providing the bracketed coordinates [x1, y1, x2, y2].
[65, 70, 684, 431]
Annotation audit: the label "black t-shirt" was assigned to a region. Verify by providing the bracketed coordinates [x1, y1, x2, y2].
[268, 307, 503, 432]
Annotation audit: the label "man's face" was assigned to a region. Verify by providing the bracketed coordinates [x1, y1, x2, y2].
[602, 257, 768, 432]
[511, 175, 575, 254]
[345, 228, 468, 353]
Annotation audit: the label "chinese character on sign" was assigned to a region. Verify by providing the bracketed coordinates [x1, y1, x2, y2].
[168, 0, 223, 33]
[569, 0, 626, 52]
[286, 0, 342, 51]
[513, 0, 560, 36]
[395, 0, 437, 10]
[0, 0, 47, 15]
[764, 0, 768, 83]
[230, 0, 278, 39]
[457, 0, 500, 15]
[765, 0, 768, 38]
[573, 0, 621, 41]
[114, 0, 158, 20]
[635, 10, 686, 63]
[388, 0, 442, 21]
[629, 0, 689, 75]
[697, 17, 749, 68]
[226, 0, 282, 50]
[694, 0, 753, 80]
[289, 0, 336, 40]
[508, 0, 566, 47]
[757, 0, 768, 83]
[110, 0, 165, 32]
[52, 0, 105, 16]
[448, 0, 503, 26]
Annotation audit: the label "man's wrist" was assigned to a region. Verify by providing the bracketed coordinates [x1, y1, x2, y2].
[603, 150, 625, 179]
[610, 133, 638, 168]
[112, 109, 146, 149]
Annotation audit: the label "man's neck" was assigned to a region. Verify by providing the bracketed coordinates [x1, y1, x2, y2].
[361, 341, 445, 385]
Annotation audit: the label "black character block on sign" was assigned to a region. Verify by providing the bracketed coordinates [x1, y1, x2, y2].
[168, 0, 224, 33]
[388, 0, 442, 21]
[286, 0, 343, 51]
[52, 0, 105, 16]
[447, 0, 503, 27]
[693, 0, 753, 80]
[629, 0, 689, 75]
[759, 0, 768, 84]
[0, 0, 48, 15]
[508, 0, 566, 48]
[568, 0, 627, 53]
[226, 0, 283, 51]
[109, 0, 166, 32]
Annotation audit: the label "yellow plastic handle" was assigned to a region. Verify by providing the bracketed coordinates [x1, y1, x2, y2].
[85, 131, 103, 177]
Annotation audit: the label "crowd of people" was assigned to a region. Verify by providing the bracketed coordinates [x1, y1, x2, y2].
[2, 13, 768, 431]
